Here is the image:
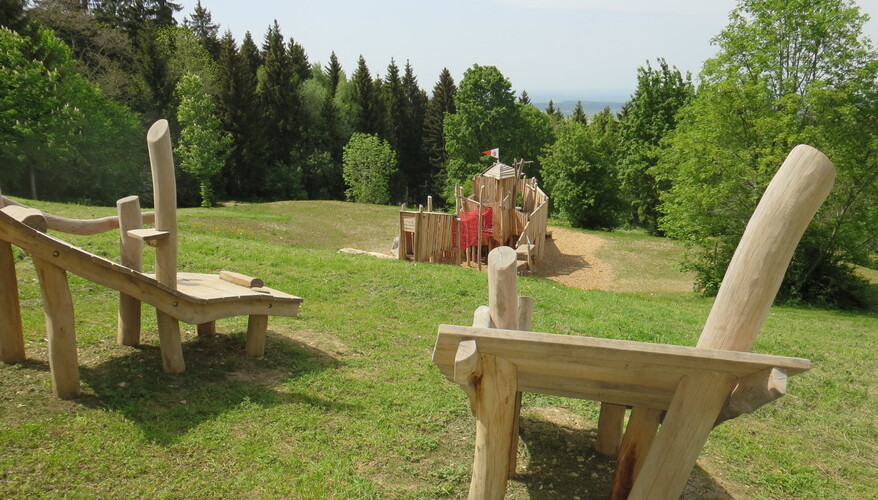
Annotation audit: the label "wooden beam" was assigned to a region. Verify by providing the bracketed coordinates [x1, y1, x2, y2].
[117, 195, 143, 346]
[467, 353, 518, 500]
[219, 270, 264, 288]
[33, 257, 80, 399]
[0, 240, 25, 363]
[488, 247, 518, 330]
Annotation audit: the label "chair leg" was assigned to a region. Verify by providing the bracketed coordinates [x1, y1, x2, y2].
[611, 406, 662, 500]
[117, 294, 141, 346]
[156, 311, 185, 373]
[596, 402, 626, 457]
[0, 241, 25, 363]
[245, 315, 268, 356]
[33, 257, 79, 399]
[468, 354, 518, 500]
[197, 321, 216, 336]
[627, 372, 736, 500]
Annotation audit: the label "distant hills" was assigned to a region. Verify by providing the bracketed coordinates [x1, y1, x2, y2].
[527, 89, 630, 117]
[532, 100, 625, 117]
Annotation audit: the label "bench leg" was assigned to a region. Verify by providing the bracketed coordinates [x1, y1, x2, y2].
[0, 241, 25, 363]
[197, 321, 216, 336]
[468, 354, 518, 500]
[156, 311, 185, 373]
[33, 257, 80, 399]
[117, 293, 142, 346]
[611, 406, 662, 500]
[596, 402, 626, 457]
[245, 315, 268, 356]
[508, 391, 522, 478]
[627, 372, 736, 500]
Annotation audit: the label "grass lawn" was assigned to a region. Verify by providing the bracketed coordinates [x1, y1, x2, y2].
[1, 199, 875, 498]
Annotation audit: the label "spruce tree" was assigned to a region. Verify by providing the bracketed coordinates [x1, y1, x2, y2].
[571, 101, 588, 125]
[288, 37, 310, 83]
[401, 60, 428, 202]
[325, 51, 342, 97]
[423, 68, 456, 196]
[259, 20, 304, 199]
[351, 55, 383, 136]
[185, 0, 219, 59]
[519, 90, 531, 105]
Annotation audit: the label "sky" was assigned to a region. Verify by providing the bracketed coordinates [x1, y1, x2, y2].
[179, 0, 878, 102]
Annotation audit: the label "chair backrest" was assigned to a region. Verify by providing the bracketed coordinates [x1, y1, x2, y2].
[146, 119, 178, 289]
[697, 145, 835, 351]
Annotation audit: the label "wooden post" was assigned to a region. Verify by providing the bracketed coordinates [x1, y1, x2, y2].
[596, 403, 626, 457]
[698, 144, 835, 351]
[146, 119, 184, 373]
[427, 195, 433, 212]
[468, 353, 518, 500]
[245, 314, 269, 356]
[627, 373, 736, 500]
[0, 190, 25, 363]
[477, 186, 485, 271]
[117, 195, 143, 346]
[33, 257, 80, 399]
[0, 239, 25, 363]
[487, 247, 518, 330]
[610, 407, 662, 499]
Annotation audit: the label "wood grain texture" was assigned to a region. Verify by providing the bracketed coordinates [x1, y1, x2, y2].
[33, 258, 80, 399]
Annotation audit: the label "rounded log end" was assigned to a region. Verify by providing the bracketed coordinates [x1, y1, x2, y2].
[147, 119, 170, 145]
[488, 246, 517, 269]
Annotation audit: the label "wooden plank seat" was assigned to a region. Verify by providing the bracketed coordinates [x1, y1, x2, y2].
[432, 144, 835, 499]
[0, 206, 302, 399]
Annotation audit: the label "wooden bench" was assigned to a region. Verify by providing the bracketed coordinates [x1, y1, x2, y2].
[0, 119, 302, 399]
[432, 144, 834, 499]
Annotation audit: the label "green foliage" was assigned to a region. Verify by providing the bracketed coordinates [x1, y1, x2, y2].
[443, 64, 557, 199]
[618, 59, 693, 234]
[657, 0, 878, 307]
[342, 133, 396, 204]
[539, 119, 624, 229]
[444, 65, 519, 193]
[423, 67, 456, 199]
[175, 72, 230, 207]
[0, 26, 142, 204]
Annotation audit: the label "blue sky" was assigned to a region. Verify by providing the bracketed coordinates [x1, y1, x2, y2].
[181, 0, 878, 101]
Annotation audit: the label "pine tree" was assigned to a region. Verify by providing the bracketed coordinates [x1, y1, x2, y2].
[325, 51, 342, 97]
[185, 0, 219, 59]
[351, 55, 383, 136]
[288, 37, 310, 83]
[571, 101, 588, 125]
[424, 67, 456, 196]
[401, 60, 428, 202]
[215, 31, 261, 198]
[519, 90, 531, 105]
[259, 20, 304, 198]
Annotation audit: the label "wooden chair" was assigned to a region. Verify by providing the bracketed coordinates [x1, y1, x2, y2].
[432, 144, 834, 499]
[0, 120, 302, 399]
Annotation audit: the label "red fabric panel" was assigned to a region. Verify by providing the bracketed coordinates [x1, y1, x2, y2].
[455, 207, 493, 249]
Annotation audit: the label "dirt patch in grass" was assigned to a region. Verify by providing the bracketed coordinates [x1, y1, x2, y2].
[533, 226, 693, 293]
[533, 227, 614, 291]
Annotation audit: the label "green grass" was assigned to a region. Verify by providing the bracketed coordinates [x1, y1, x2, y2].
[1, 199, 876, 498]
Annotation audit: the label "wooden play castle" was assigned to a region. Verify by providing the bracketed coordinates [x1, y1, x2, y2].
[398, 159, 548, 272]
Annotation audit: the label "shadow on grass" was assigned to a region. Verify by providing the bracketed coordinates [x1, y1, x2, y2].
[511, 417, 734, 500]
[77, 330, 344, 445]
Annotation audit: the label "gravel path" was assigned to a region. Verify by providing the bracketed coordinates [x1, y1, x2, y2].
[533, 227, 613, 291]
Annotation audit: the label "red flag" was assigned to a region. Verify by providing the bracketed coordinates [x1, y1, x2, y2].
[481, 148, 499, 158]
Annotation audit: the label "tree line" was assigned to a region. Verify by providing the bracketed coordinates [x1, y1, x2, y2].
[2, 0, 877, 308]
